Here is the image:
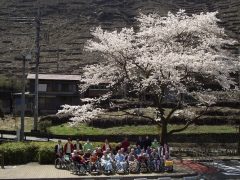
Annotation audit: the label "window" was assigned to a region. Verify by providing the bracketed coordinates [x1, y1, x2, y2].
[39, 96, 56, 110]
[39, 84, 47, 92]
[61, 83, 69, 92]
[68, 84, 76, 92]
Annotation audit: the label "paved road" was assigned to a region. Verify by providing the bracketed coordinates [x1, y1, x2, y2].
[200, 160, 240, 180]
[0, 163, 76, 179]
[0, 162, 196, 180]
[1, 134, 58, 142]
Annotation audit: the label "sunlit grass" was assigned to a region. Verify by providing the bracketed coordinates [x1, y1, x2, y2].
[48, 123, 237, 136]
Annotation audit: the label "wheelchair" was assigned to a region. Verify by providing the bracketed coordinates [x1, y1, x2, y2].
[128, 160, 140, 174]
[139, 159, 151, 173]
[89, 160, 101, 175]
[71, 161, 87, 175]
[55, 155, 72, 170]
[101, 160, 115, 175]
[150, 158, 164, 172]
[115, 161, 128, 174]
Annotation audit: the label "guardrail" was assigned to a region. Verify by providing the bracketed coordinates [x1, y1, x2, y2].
[0, 130, 16, 139]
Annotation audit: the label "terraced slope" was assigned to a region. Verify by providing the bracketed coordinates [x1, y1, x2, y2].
[0, 0, 239, 77]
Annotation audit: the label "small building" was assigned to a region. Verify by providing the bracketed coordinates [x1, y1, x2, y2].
[85, 83, 110, 98]
[12, 92, 33, 115]
[27, 73, 81, 115]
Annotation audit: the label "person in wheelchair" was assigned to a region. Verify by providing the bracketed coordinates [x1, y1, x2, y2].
[96, 147, 103, 158]
[115, 149, 128, 174]
[55, 140, 69, 169]
[71, 150, 87, 174]
[89, 151, 101, 174]
[101, 151, 114, 174]
[83, 149, 91, 172]
[127, 148, 139, 174]
[138, 149, 150, 173]
[135, 145, 142, 156]
[150, 148, 161, 172]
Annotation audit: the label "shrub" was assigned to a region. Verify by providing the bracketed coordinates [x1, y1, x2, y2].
[0, 142, 55, 165]
[39, 115, 70, 125]
[38, 120, 52, 132]
[0, 142, 36, 165]
[37, 144, 55, 164]
[87, 117, 153, 128]
[0, 141, 119, 165]
[29, 142, 55, 164]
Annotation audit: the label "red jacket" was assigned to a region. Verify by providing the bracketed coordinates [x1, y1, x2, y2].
[121, 140, 130, 152]
[64, 142, 74, 154]
[102, 143, 112, 152]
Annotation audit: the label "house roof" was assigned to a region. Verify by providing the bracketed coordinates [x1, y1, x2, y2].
[27, 74, 81, 81]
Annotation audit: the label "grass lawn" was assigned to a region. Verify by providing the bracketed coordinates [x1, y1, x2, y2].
[48, 123, 238, 136]
[1, 115, 238, 135]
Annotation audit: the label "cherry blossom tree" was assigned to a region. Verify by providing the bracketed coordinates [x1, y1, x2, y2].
[58, 10, 239, 145]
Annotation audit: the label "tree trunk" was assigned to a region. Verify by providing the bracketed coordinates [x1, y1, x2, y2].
[160, 121, 168, 146]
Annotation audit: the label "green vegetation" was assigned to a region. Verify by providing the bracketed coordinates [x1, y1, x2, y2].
[0, 115, 238, 136]
[48, 123, 237, 136]
[0, 141, 118, 165]
[85, 107, 240, 127]
[0, 142, 55, 165]
[99, 107, 165, 119]
[0, 75, 21, 91]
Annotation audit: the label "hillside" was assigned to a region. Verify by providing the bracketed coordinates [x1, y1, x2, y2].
[0, 0, 239, 77]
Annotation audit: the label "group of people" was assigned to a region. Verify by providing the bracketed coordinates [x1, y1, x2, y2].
[54, 136, 172, 174]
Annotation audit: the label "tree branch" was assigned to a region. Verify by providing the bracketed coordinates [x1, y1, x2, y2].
[167, 120, 193, 135]
[121, 109, 160, 125]
[167, 106, 209, 135]
[166, 97, 182, 121]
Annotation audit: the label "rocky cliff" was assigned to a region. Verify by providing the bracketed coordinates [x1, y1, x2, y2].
[0, 0, 239, 77]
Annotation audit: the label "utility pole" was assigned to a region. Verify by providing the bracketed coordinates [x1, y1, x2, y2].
[15, 53, 31, 141]
[57, 45, 60, 72]
[56, 4, 60, 72]
[33, 8, 41, 131]
[20, 57, 26, 140]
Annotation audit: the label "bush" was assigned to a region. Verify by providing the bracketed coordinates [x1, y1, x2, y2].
[87, 117, 153, 128]
[0, 141, 118, 165]
[38, 120, 52, 132]
[0, 142, 36, 165]
[39, 115, 70, 125]
[0, 142, 55, 165]
[37, 144, 55, 164]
